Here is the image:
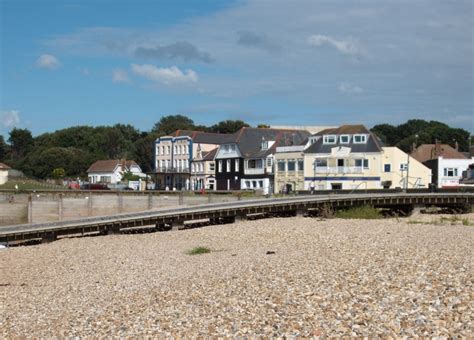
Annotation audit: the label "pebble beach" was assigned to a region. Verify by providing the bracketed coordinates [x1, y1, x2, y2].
[1, 216, 473, 337]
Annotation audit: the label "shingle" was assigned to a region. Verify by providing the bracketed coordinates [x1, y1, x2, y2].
[410, 144, 467, 162]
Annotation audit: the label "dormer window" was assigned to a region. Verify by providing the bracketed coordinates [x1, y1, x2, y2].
[261, 141, 268, 150]
[353, 134, 367, 144]
[323, 135, 337, 144]
[340, 135, 350, 144]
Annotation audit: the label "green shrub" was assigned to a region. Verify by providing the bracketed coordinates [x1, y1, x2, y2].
[186, 246, 211, 255]
[335, 205, 383, 219]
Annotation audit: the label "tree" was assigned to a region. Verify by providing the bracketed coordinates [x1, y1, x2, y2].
[132, 132, 160, 173]
[152, 115, 195, 135]
[257, 124, 270, 128]
[210, 120, 249, 133]
[8, 128, 33, 160]
[52, 167, 66, 179]
[121, 170, 140, 182]
[0, 135, 8, 161]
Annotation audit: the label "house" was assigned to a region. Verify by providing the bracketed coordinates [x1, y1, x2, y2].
[274, 145, 306, 193]
[153, 130, 232, 190]
[190, 147, 218, 190]
[214, 127, 310, 193]
[303, 125, 431, 190]
[87, 159, 145, 185]
[411, 143, 474, 188]
[0, 163, 11, 185]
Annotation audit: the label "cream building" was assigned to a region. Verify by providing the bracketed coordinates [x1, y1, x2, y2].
[274, 145, 306, 193]
[0, 163, 10, 185]
[303, 125, 431, 191]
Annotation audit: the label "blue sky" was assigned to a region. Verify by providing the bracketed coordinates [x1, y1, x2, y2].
[1, 0, 473, 137]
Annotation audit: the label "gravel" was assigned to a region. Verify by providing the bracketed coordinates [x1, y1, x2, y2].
[1, 216, 473, 337]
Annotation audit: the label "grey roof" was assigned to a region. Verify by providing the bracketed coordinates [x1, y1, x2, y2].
[305, 125, 383, 154]
[173, 130, 234, 144]
[233, 127, 310, 158]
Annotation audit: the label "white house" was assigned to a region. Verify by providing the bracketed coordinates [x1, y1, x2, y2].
[0, 163, 10, 185]
[87, 159, 145, 184]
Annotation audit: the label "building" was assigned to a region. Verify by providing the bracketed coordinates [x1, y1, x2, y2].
[0, 163, 11, 185]
[215, 127, 310, 193]
[411, 143, 474, 188]
[190, 147, 218, 190]
[153, 130, 232, 190]
[304, 125, 431, 190]
[380, 147, 431, 189]
[87, 159, 144, 185]
[274, 145, 306, 193]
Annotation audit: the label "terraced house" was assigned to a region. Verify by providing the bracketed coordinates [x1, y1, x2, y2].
[153, 130, 232, 190]
[303, 125, 431, 190]
[214, 127, 310, 193]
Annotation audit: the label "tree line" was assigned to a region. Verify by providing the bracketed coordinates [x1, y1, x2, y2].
[0, 116, 470, 180]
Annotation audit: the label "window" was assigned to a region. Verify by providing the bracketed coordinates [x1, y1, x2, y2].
[266, 158, 273, 167]
[315, 159, 327, 168]
[261, 141, 268, 150]
[191, 163, 195, 172]
[444, 168, 458, 177]
[224, 145, 230, 153]
[167, 146, 171, 155]
[297, 159, 304, 171]
[156, 146, 160, 155]
[230, 144, 236, 151]
[384, 164, 391, 172]
[174, 145, 178, 154]
[400, 163, 408, 171]
[100, 176, 111, 183]
[323, 135, 336, 144]
[353, 134, 367, 144]
[355, 159, 369, 169]
[287, 159, 296, 171]
[363, 159, 369, 169]
[340, 135, 350, 144]
[277, 160, 286, 172]
[355, 159, 363, 167]
[235, 159, 239, 171]
[226, 159, 231, 172]
[210, 162, 215, 171]
[218, 160, 222, 173]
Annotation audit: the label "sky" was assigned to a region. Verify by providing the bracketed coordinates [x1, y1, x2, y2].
[0, 0, 473, 137]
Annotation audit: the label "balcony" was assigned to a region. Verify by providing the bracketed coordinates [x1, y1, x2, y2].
[314, 166, 363, 174]
[244, 168, 266, 175]
[155, 167, 190, 174]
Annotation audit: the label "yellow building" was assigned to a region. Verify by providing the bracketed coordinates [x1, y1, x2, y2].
[303, 125, 431, 191]
[381, 147, 431, 189]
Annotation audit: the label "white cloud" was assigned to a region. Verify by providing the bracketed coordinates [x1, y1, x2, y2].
[36, 54, 61, 69]
[338, 82, 363, 94]
[1, 110, 21, 128]
[308, 35, 364, 56]
[112, 69, 130, 83]
[131, 64, 198, 85]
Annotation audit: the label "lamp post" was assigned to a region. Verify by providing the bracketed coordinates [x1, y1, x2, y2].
[405, 134, 418, 192]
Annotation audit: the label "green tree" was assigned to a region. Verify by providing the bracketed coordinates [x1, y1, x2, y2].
[121, 170, 140, 182]
[152, 115, 195, 135]
[52, 167, 66, 179]
[0, 135, 8, 161]
[8, 128, 33, 160]
[210, 120, 249, 133]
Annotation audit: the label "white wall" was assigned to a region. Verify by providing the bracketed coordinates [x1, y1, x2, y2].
[437, 157, 474, 187]
[0, 170, 8, 185]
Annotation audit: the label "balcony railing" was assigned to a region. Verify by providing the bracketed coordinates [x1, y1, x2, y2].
[244, 168, 266, 175]
[314, 166, 363, 174]
[155, 167, 190, 174]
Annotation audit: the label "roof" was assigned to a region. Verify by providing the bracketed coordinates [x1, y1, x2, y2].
[173, 130, 234, 144]
[202, 148, 218, 161]
[410, 144, 467, 163]
[233, 127, 310, 158]
[305, 125, 383, 154]
[87, 160, 140, 173]
[0, 162, 11, 170]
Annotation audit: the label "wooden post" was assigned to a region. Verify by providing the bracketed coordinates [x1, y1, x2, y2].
[58, 193, 63, 221]
[28, 194, 33, 224]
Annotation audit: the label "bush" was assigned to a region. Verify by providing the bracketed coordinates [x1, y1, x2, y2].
[335, 205, 383, 219]
[186, 246, 211, 255]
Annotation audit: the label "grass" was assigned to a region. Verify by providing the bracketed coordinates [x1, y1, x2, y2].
[186, 246, 211, 255]
[0, 179, 65, 191]
[334, 205, 383, 219]
[408, 216, 472, 226]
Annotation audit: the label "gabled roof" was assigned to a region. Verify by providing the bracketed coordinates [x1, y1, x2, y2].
[87, 160, 140, 173]
[202, 147, 218, 161]
[232, 127, 310, 158]
[410, 144, 467, 163]
[173, 130, 234, 144]
[305, 124, 383, 154]
[0, 162, 11, 170]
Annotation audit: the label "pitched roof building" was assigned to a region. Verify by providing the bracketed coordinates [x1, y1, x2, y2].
[410, 143, 466, 163]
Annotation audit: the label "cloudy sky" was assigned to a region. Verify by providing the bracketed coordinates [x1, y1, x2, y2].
[1, 0, 473, 136]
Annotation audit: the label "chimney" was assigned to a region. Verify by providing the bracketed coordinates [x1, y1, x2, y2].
[455, 141, 459, 151]
[434, 139, 441, 157]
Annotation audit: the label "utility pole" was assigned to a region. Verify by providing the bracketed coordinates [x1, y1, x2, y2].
[405, 134, 418, 192]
